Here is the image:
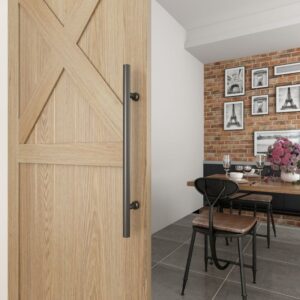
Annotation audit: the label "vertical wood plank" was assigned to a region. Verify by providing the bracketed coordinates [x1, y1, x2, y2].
[8, 0, 19, 299]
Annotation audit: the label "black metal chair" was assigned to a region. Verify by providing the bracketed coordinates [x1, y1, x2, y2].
[228, 193, 276, 248]
[181, 178, 257, 300]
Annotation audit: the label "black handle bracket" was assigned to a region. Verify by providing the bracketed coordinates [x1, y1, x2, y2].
[130, 201, 140, 210]
[130, 92, 140, 101]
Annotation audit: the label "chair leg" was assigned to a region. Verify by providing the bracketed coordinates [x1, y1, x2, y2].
[270, 204, 277, 237]
[181, 228, 197, 295]
[230, 201, 233, 242]
[225, 237, 229, 246]
[204, 234, 208, 272]
[219, 204, 229, 246]
[237, 237, 247, 300]
[219, 204, 224, 213]
[252, 225, 257, 284]
[267, 204, 271, 248]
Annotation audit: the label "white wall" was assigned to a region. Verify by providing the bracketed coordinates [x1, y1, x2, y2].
[151, 1, 204, 233]
[0, 0, 8, 299]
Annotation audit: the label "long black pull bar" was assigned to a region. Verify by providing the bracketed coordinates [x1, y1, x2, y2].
[123, 64, 140, 238]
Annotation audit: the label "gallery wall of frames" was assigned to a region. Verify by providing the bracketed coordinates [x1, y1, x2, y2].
[204, 47, 300, 161]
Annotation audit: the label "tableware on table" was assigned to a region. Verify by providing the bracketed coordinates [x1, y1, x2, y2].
[244, 165, 252, 173]
[229, 172, 243, 180]
[235, 165, 244, 172]
[236, 178, 249, 184]
[255, 154, 265, 181]
[281, 171, 300, 183]
[223, 154, 231, 177]
[244, 173, 260, 178]
[243, 165, 259, 177]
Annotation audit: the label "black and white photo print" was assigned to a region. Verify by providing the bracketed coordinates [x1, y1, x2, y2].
[254, 130, 300, 155]
[276, 84, 300, 113]
[252, 95, 268, 115]
[225, 66, 245, 97]
[224, 101, 244, 130]
[252, 68, 268, 89]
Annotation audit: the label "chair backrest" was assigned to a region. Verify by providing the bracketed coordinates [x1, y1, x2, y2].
[194, 177, 239, 208]
[194, 178, 239, 271]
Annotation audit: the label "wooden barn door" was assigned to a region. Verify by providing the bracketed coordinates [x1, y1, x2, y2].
[8, 0, 150, 299]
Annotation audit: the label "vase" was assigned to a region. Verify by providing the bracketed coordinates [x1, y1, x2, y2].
[280, 171, 300, 183]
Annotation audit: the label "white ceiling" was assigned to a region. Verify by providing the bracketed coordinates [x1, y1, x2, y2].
[157, 0, 299, 30]
[156, 0, 300, 63]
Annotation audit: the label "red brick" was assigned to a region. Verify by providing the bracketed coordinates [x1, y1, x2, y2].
[205, 47, 300, 161]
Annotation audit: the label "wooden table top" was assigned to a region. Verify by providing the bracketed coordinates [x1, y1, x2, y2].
[187, 174, 300, 196]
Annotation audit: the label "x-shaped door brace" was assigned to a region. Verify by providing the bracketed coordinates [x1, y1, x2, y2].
[19, 0, 123, 144]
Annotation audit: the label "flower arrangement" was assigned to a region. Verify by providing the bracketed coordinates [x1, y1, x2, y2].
[267, 137, 300, 173]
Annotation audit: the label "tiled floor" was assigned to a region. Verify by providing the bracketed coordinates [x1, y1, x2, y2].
[152, 213, 300, 300]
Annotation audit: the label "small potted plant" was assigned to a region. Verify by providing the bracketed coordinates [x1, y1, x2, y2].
[267, 137, 300, 182]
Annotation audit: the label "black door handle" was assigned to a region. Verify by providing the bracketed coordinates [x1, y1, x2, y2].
[123, 64, 140, 238]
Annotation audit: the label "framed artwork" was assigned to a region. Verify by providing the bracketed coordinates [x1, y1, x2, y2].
[225, 66, 245, 97]
[274, 62, 300, 76]
[224, 101, 244, 131]
[254, 129, 300, 155]
[252, 68, 268, 89]
[252, 95, 268, 115]
[276, 84, 300, 113]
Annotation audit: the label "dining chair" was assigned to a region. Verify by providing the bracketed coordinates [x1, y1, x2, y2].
[181, 178, 257, 300]
[228, 192, 276, 248]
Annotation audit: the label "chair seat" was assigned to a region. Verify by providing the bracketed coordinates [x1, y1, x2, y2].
[228, 192, 249, 200]
[192, 207, 257, 234]
[237, 194, 272, 203]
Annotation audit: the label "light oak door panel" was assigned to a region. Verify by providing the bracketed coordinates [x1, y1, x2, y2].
[9, 0, 150, 299]
[20, 165, 125, 299]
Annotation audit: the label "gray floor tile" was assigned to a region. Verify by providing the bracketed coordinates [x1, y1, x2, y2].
[245, 237, 300, 266]
[152, 237, 182, 264]
[152, 220, 300, 299]
[153, 224, 193, 243]
[162, 243, 237, 279]
[215, 280, 296, 300]
[174, 213, 198, 227]
[228, 256, 300, 298]
[258, 223, 300, 245]
[152, 264, 223, 300]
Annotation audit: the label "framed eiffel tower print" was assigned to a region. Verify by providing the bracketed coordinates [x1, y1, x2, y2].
[224, 101, 244, 130]
[276, 84, 300, 113]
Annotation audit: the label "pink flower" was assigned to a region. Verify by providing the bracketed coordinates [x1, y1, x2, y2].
[272, 147, 284, 157]
[273, 157, 282, 165]
[267, 137, 300, 171]
[284, 147, 291, 154]
[281, 153, 292, 166]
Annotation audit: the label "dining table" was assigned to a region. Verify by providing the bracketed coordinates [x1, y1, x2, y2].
[187, 174, 300, 196]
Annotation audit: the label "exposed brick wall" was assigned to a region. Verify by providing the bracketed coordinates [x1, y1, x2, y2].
[205, 48, 300, 162]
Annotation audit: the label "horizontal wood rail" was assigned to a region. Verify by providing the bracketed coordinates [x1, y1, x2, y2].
[18, 143, 122, 167]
